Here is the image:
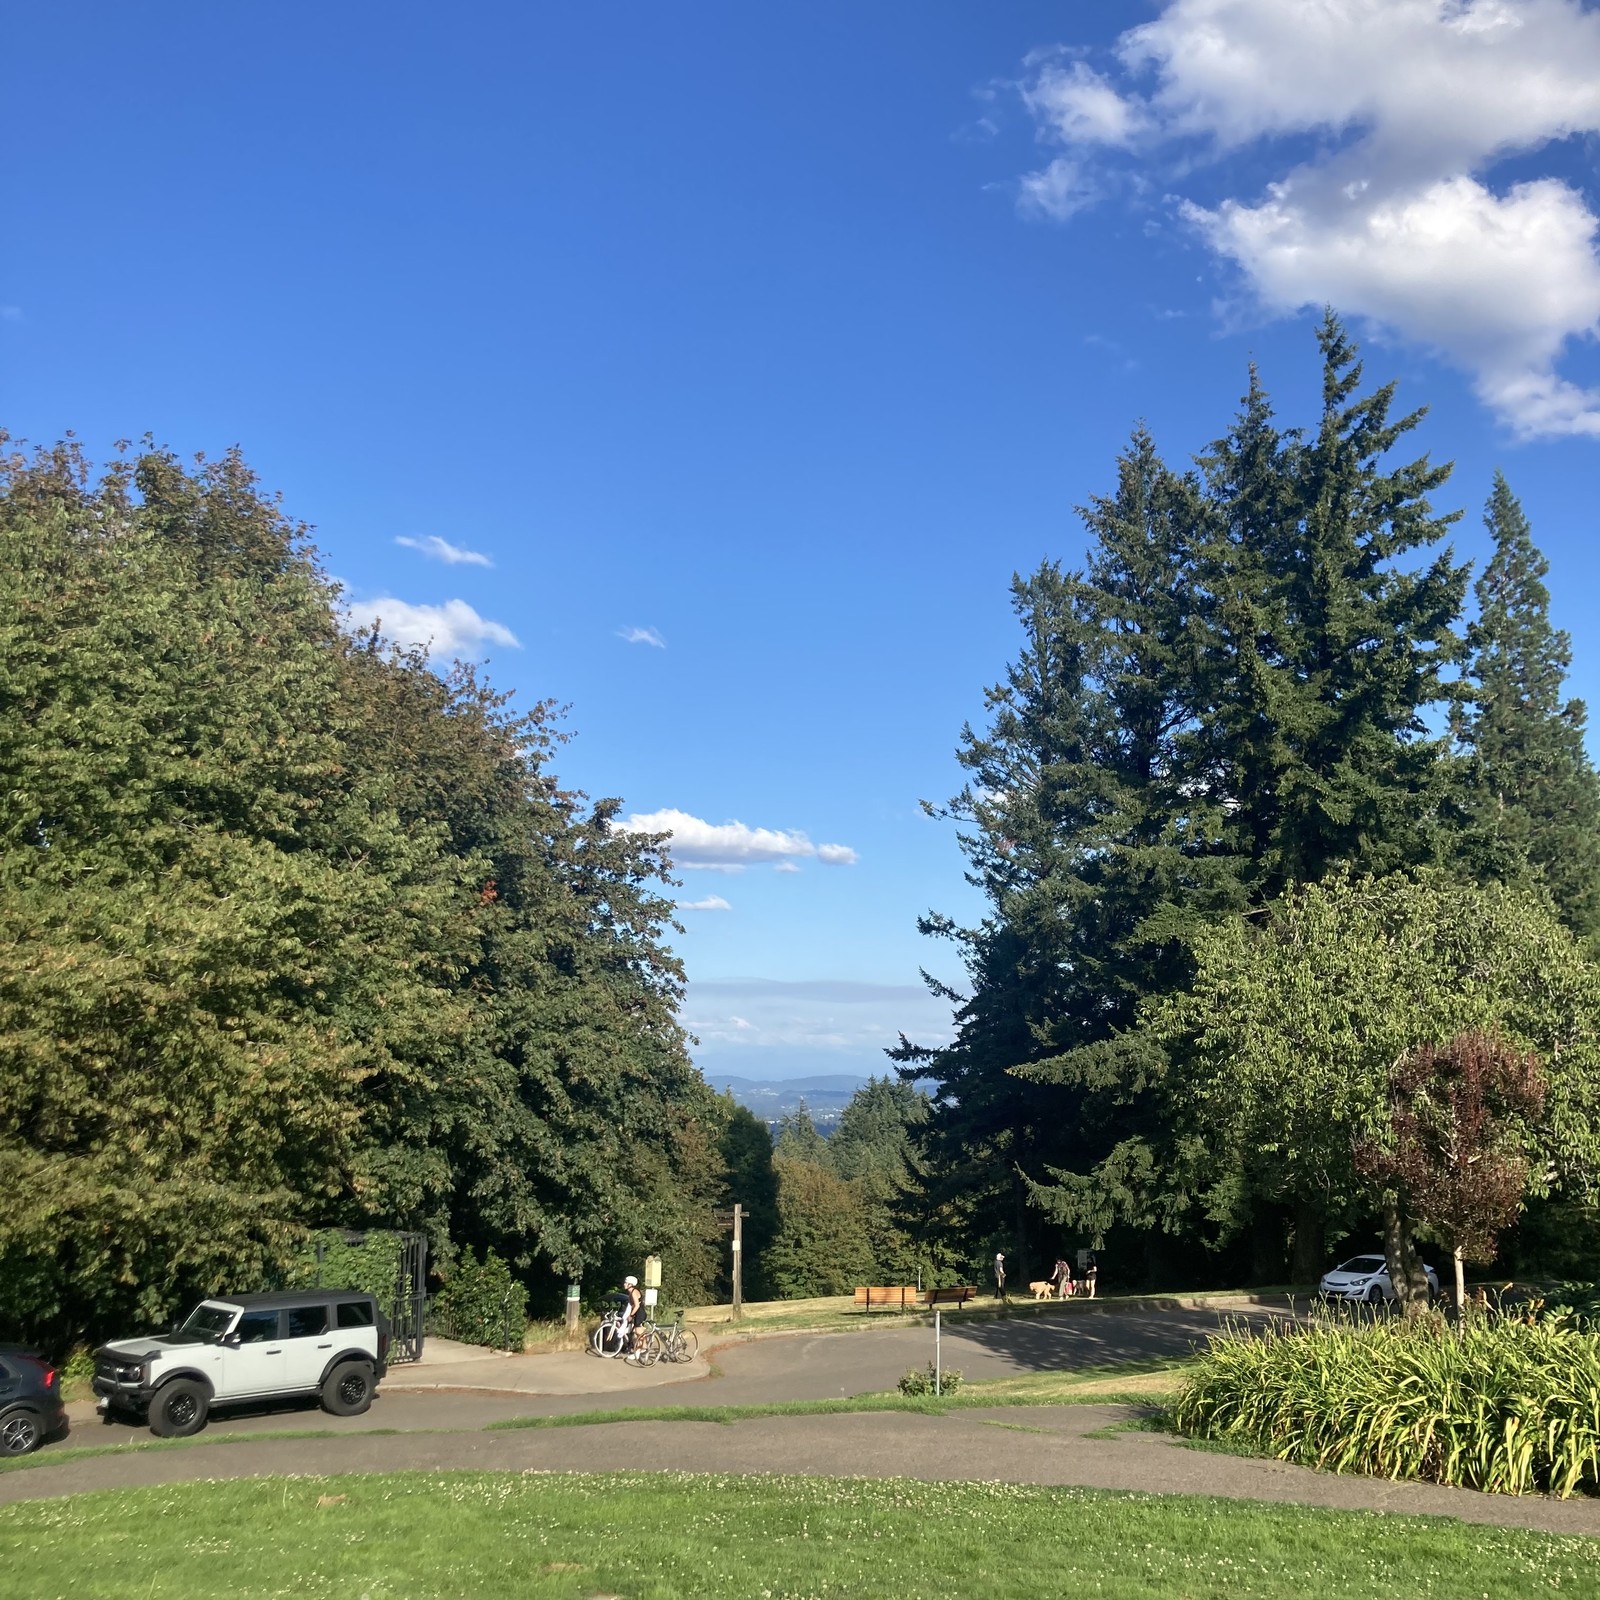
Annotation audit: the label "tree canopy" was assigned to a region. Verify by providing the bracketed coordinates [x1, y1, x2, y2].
[0, 435, 723, 1342]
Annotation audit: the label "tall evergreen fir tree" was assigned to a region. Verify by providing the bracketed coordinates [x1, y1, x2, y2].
[905, 319, 1474, 1283]
[900, 429, 1240, 1273]
[1456, 472, 1600, 940]
[1191, 314, 1468, 897]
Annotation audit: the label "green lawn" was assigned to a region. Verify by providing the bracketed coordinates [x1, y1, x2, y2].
[5, 1470, 1594, 1599]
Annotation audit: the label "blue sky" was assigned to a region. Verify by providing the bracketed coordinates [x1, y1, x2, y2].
[8, 2, 1600, 1081]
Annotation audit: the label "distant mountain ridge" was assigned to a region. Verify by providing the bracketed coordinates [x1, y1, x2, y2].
[705, 1073, 867, 1132]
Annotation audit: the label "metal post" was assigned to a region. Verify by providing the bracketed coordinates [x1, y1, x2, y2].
[935, 1306, 942, 1396]
[732, 1203, 744, 1322]
[565, 1282, 581, 1339]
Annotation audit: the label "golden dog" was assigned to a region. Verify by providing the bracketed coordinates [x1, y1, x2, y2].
[1028, 1280, 1055, 1300]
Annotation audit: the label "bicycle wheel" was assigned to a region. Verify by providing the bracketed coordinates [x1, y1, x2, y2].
[672, 1328, 698, 1362]
[638, 1327, 663, 1366]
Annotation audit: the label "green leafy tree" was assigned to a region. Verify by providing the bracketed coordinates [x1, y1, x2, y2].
[829, 1077, 931, 1284]
[718, 1101, 779, 1301]
[765, 1156, 874, 1299]
[1455, 473, 1600, 940]
[1159, 873, 1600, 1302]
[0, 434, 722, 1343]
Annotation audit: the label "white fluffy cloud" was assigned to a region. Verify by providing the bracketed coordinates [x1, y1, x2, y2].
[678, 894, 732, 913]
[615, 808, 859, 872]
[618, 626, 666, 648]
[395, 535, 493, 567]
[1017, 0, 1600, 437]
[341, 596, 520, 658]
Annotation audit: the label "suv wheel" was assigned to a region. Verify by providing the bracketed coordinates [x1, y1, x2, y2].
[321, 1362, 375, 1417]
[0, 1410, 43, 1456]
[149, 1380, 210, 1438]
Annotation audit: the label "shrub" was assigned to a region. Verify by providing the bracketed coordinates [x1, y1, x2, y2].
[427, 1250, 528, 1352]
[1173, 1311, 1600, 1498]
[898, 1362, 962, 1397]
[283, 1229, 408, 1306]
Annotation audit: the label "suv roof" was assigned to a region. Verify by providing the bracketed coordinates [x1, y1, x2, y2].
[198, 1290, 380, 1311]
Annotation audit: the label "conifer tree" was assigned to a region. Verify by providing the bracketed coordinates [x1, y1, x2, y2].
[1456, 473, 1600, 939]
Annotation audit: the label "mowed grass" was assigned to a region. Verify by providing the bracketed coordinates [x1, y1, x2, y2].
[487, 1361, 1187, 1432]
[6, 1470, 1596, 1599]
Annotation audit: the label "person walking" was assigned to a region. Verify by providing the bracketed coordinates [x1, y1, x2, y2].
[1084, 1255, 1098, 1299]
[993, 1252, 1007, 1300]
[1051, 1257, 1069, 1300]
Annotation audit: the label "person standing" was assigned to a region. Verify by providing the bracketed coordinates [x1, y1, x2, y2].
[1084, 1256, 1098, 1299]
[993, 1252, 1007, 1300]
[1051, 1257, 1069, 1299]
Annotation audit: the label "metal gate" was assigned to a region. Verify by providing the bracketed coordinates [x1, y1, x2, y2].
[311, 1229, 428, 1365]
[389, 1231, 428, 1364]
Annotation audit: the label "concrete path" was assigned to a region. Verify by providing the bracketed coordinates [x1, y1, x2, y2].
[10, 1404, 1600, 1538]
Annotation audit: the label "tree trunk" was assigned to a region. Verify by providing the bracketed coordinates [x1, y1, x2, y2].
[1381, 1193, 1430, 1314]
[1290, 1199, 1325, 1286]
[1250, 1203, 1289, 1285]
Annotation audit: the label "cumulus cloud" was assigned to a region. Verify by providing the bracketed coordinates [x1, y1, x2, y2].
[679, 894, 732, 913]
[1014, 0, 1600, 438]
[394, 535, 493, 567]
[618, 626, 667, 648]
[341, 596, 520, 658]
[614, 808, 859, 872]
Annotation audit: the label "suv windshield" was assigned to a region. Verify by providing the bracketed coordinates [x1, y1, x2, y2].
[176, 1304, 237, 1343]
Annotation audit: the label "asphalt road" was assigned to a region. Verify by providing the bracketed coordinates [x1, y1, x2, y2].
[67, 1303, 1267, 1442]
[11, 1402, 1600, 1537]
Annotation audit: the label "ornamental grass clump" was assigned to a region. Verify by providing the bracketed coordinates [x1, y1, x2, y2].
[1172, 1312, 1600, 1497]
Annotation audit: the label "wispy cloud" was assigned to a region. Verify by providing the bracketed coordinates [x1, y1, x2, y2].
[1011, 0, 1600, 439]
[615, 808, 859, 872]
[395, 535, 493, 568]
[618, 626, 666, 648]
[683, 977, 956, 1059]
[679, 894, 733, 913]
[341, 596, 520, 658]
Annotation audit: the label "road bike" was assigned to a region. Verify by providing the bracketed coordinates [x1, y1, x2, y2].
[658, 1311, 698, 1363]
[589, 1310, 630, 1358]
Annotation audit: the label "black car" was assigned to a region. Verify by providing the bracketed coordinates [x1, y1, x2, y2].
[0, 1345, 68, 1456]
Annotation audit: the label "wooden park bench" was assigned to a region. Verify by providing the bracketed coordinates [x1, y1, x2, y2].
[923, 1285, 978, 1307]
[853, 1285, 922, 1311]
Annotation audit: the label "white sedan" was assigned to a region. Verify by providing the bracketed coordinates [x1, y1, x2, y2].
[1318, 1253, 1439, 1303]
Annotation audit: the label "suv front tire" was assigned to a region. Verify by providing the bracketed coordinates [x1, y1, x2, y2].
[321, 1362, 375, 1417]
[149, 1379, 210, 1438]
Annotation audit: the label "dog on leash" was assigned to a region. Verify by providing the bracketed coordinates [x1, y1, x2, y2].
[1028, 1280, 1055, 1300]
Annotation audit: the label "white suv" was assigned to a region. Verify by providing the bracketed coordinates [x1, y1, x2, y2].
[93, 1290, 389, 1436]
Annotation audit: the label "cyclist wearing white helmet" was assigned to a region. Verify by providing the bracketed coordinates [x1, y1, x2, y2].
[619, 1274, 644, 1350]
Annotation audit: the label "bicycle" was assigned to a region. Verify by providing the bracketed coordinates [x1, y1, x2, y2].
[589, 1309, 631, 1358]
[658, 1311, 699, 1364]
[623, 1322, 663, 1366]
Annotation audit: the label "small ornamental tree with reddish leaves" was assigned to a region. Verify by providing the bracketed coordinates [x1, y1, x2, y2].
[1357, 1032, 1546, 1317]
